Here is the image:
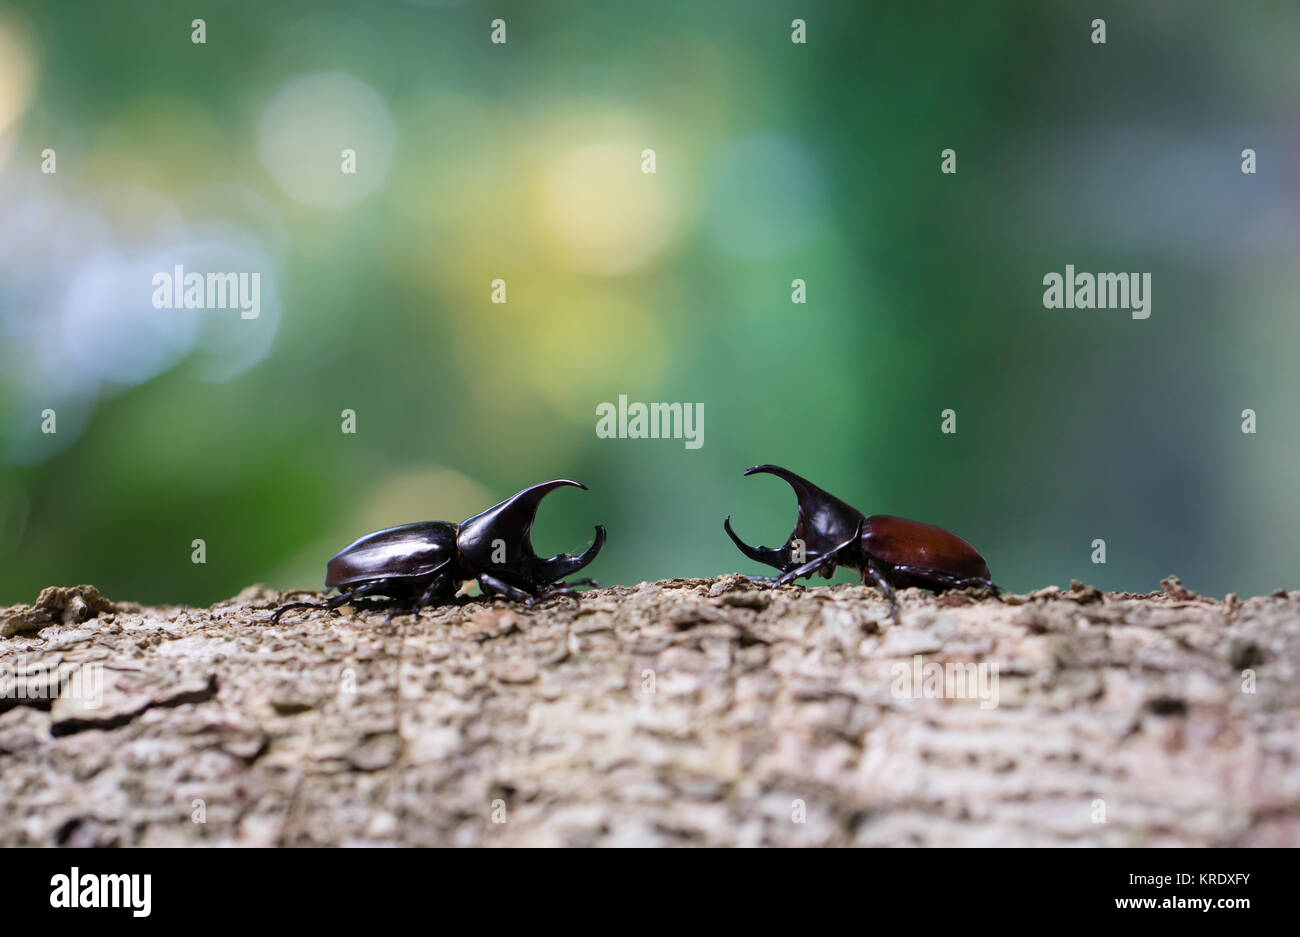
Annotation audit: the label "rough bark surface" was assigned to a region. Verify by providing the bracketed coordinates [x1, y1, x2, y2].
[1, 576, 1296, 847]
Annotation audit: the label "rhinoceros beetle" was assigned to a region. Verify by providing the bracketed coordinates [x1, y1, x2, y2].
[724, 464, 996, 619]
[272, 479, 605, 622]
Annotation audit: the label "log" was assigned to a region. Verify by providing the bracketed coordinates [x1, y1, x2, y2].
[0, 576, 1296, 846]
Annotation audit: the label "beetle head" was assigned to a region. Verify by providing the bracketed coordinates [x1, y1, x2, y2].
[457, 479, 605, 586]
[724, 464, 867, 571]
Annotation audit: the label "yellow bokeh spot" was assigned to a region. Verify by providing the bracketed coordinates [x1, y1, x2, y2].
[536, 142, 678, 276]
[0, 18, 35, 132]
[351, 466, 493, 533]
[0, 14, 38, 168]
[523, 287, 669, 418]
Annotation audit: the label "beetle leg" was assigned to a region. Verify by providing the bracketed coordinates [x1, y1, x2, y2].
[414, 571, 453, 613]
[270, 581, 385, 623]
[773, 553, 838, 588]
[887, 565, 1001, 598]
[862, 561, 901, 625]
[532, 578, 598, 603]
[530, 586, 581, 606]
[772, 519, 864, 588]
[477, 572, 534, 604]
[278, 589, 317, 601]
[270, 601, 320, 623]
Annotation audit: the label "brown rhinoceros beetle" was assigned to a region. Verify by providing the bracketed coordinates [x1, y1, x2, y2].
[724, 464, 997, 619]
[272, 479, 605, 622]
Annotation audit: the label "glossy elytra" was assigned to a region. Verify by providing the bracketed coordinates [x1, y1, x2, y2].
[724, 464, 997, 619]
[272, 479, 606, 622]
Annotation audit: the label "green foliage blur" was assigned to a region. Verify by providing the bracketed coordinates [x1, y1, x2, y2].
[2, 0, 1298, 605]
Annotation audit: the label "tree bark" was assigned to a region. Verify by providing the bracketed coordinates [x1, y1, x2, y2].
[1, 576, 1296, 846]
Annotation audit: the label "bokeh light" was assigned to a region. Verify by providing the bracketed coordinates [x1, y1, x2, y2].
[2, 1, 1299, 605]
[257, 71, 395, 208]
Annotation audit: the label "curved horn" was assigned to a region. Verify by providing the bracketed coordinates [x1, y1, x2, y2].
[743, 465, 854, 514]
[538, 523, 606, 583]
[723, 515, 786, 570]
[738, 464, 867, 557]
[457, 480, 603, 586]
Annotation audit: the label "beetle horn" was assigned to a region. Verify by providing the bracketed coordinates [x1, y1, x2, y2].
[738, 464, 867, 555]
[457, 479, 604, 584]
[539, 523, 606, 582]
[723, 515, 786, 570]
[743, 464, 855, 513]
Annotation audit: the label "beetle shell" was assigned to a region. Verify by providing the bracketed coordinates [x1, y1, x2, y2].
[861, 515, 991, 585]
[325, 521, 460, 590]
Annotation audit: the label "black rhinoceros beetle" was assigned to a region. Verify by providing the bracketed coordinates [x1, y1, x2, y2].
[272, 479, 605, 622]
[724, 464, 997, 620]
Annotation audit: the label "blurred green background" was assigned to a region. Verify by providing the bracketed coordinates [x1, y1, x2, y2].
[2, 0, 1298, 606]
